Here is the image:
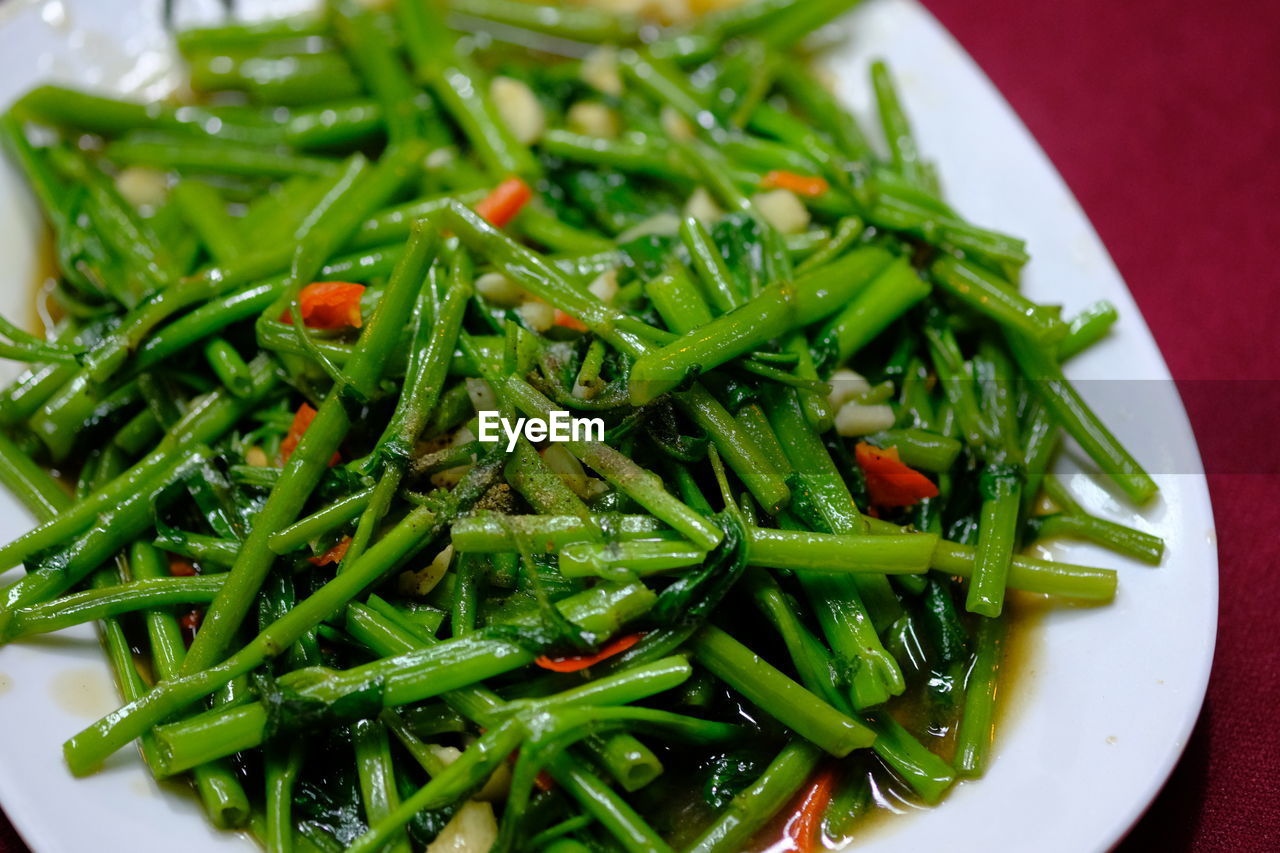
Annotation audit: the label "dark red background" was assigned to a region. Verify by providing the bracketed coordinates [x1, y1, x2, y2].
[920, 0, 1280, 850]
[3, 0, 1278, 850]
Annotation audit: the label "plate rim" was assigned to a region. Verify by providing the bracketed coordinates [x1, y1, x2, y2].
[0, 1, 1219, 852]
[867, 3, 1219, 848]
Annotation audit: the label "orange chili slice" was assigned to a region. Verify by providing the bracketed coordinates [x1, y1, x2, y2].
[534, 632, 645, 673]
[280, 281, 365, 330]
[308, 536, 351, 567]
[761, 170, 830, 198]
[855, 442, 939, 508]
[475, 176, 533, 228]
[279, 402, 342, 467]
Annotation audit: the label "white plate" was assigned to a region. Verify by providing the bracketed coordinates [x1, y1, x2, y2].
[0, 1, 1217, 852]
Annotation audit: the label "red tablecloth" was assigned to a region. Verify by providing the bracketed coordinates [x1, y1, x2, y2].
[923, 0, 1280, 850]
[2, 1, 1278, 851]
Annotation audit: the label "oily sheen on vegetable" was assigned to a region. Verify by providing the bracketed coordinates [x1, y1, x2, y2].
[0, 1, 1163, 852]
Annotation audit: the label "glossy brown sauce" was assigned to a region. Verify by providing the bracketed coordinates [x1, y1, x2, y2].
[750, 592, 1045, 852]
[28, 227, 59, 338]
[49, 665, 117, 719]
